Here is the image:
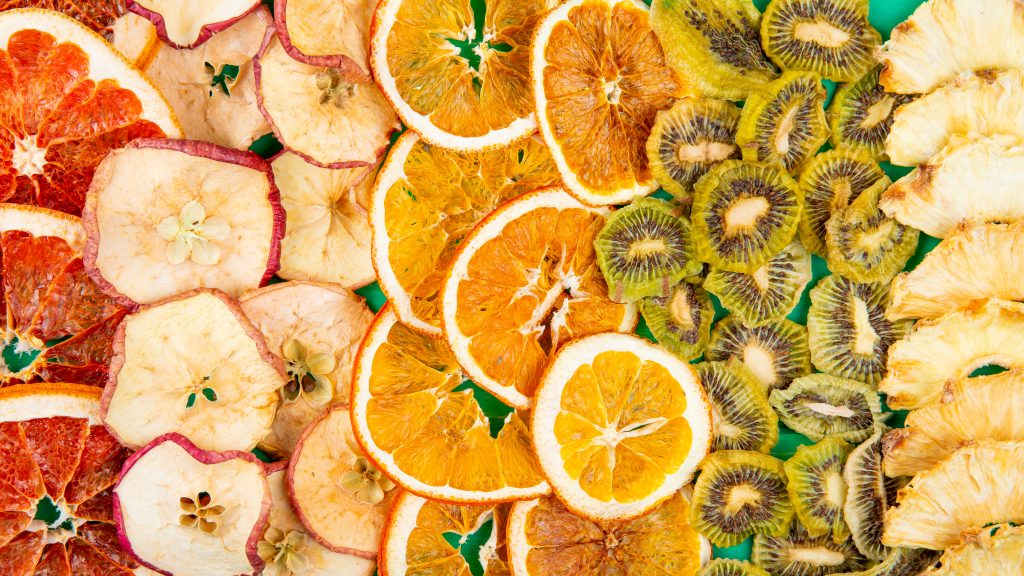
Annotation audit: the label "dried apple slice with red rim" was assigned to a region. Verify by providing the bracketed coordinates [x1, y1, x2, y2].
[82, 138, 285, 306]
[275, 0, 374, 80]
[126, 0, 261, 49]
[101, 289, 287, 452]
[113, 433, 271, 576]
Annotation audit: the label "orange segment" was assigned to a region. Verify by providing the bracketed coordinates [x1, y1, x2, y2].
[20, 416, 88, 500]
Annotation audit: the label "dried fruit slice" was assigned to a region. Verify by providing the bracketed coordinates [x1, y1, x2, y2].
[275, 0, 373, 79]
[4, 1, 127, 38]
[111, 9, 273, 149]
[255, 30, 397, 168]
[926, 524, 1024, 576]
[878, 0, 1024, 94]
[703, 241, 812, 328]
[238, 281, 373, 455]
[828, 66, 912, 162]
[0, 203, 83, 250]
[640, 281, 714, 361]
[113, 433, 270, 576]
[706, 317, 812, 391]
[351, 307, 548, 503]
[533, 0, 685, 205]
[371, 132, 561, 334]
[531, 333, 713, 521]
[288, 405, 393, 559]
[785, 436, 852, 541]
[883, 370, 1024, 477]
[883, 441, 1024, 550]
[0, 8, 180, 215]
[845, 430, 902, 561]
[880, 299, 1024, 410]
[83, 139, 284, 305]
[101, 289, 286, 452]
[880, 135, 1024, 238]
[843, 547, 939, 576]
[737, 71, 830, 174]
[798, 149, 884, 257]
[696, 360, 778, 453]
[699, 559, 770, 576]
[127, 0, 260, 48]
[441, 189, 637, 409]
[507, 492, 710, 576]
[769, 374, 886, 443]
[752, 520, 867, 575]
[887, 221, 1024, 321]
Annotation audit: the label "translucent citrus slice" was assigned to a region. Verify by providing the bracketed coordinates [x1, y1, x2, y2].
[532, 0, 685, 205]
[440, 188, 637, 409]
[371, 132, 562, 335]
[275, 0, 374, 79]
[531, 333, 713, 521]
[0, 8, 181, 215]
[351, 306, 549, 503]
[3, 1, 126, 38]
[127, 0, 260, 48]
[0, 383, 135, 575]
[370, 0, 556, 151]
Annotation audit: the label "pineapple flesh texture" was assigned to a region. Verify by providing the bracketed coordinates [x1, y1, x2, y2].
[924, 524, 1024, 576]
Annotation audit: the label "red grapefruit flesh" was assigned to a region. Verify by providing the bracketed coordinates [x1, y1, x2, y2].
[0, 2, 127, 38]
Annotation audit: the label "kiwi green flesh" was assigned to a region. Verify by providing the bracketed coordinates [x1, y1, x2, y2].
[784, 436, 853, 542]
[769, 374, 886, 443]
[704, 241, 811, 327]
[798, 149, 885, 256]
[837, 546, 939, 575]
[844, 430, 908, 561]
[737, 71, 830, 174]
[697, 361, 778, 453]
[828, 66, 915, 161]
[752, 520, 868, 576]
[706, 316, 811, 391]
[698, 559, 771, 576]
[640, 281, 713, 361]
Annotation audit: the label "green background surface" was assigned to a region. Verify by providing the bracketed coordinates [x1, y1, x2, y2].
[247, 0, 933, 567]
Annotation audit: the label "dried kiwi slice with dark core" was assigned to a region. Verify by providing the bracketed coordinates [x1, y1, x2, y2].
[826, 178, 920, 284]
[698, 559, 771, 576]
[691, 160, 803, 273]
[649, 0, 778, 102]
[828, 66, 915, 161]
[769, 374, 887, 443]
[752, 519, 868, 576]
[737, 71, 830, 174]
[706, 316, 811, 391]
[595, 197, 702, 303]
[784, 435, 853, 542]
[760, 0, 881, 83]
[844, 429, 907, 561]
[689, 450, 794, 548]
[807, 276, 912, 385]
[838, 546, 939, 575]
[704, 241, 811, 327]
[647, 97, 742, 200]
[798, 149, 885, 256]
[696, 360, 778, 453]
[640, 280, 714, 361]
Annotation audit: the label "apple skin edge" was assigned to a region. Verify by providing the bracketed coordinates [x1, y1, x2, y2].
[127, 0, 262, 49]
[273, 0, 369, 81]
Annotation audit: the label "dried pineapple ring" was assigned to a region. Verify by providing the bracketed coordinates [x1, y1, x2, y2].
[127, 0, 261, 48]
[927, 524, 1024, 576]
[275, 0, 374, 79]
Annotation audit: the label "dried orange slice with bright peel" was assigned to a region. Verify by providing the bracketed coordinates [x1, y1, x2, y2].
[531, 333, 713, 521]
[0, 9, 181, 215]
[351, 305, 549, 504]
[532, 0, 685, 205]
[370, 0, 557, 151]
[371, 132, 562, 335]
[440, 188, 637, 409]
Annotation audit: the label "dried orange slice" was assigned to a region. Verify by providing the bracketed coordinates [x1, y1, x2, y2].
[531, 333, 713, 521]
[371, 132, 562, 335]
[370, 0, 557, 151]
[532, 0, 685, 205]
[127, 0, 260, 48]
[0, 8, 181, 216]
[440, 188, 637, 409]
[351, 306, 549, 503]
[275, 0, 374, 80]
[0, 383, 135, 575]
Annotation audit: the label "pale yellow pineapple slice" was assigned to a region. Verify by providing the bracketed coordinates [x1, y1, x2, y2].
[924, 524, 1024, 576]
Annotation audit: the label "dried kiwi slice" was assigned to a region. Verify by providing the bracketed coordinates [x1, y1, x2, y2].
[769, 374, 887, 443]
[826, 178, 920, 284]
[798, 149, 885, 256]
[844, 429, 905, 561]
[696, 360, 778, 453]
[596, 197, 702, 303]
[828, 66, 914, 161]
[807, 276, 912, 385]
[760, 0, 881, 82]
[704, 241, 811, 327]
[706, 316, 811, 391]
[784, 436, 853, 542]
[752, 519, 868, 576]
[639, 280, 714, 361]
[838, 547, 939, 576]
[698, 559, 771, 576]
[691, 160, 803, 273]
[647, 97, 742, 200]
[737, 71, 830, 174]
[689, 450, 794, 548]
[649, 0, 778, 102]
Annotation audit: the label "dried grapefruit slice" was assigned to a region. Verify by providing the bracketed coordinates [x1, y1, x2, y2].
[0, 8, 180, 216]
[83, 138, 285, 305]
[3, 1, 126, 38]
[113, 433, 270, 576]
[532, 0, 685, 205]
[275, 0, 374, 79]
[371, 132, 561, 335]
[238, 281, 373, 456]
[440, 188, 637, 409]
[101, 289, 287, 452]
[126, 0, 260, 48]
[531, 333, 713, 521]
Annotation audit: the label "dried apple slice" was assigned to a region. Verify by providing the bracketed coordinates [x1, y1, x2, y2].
[254, 30, 398, 168]
[275, 0, 373, 79]
[101, 289, 287, 452]
[113, 433, 270, 576]
[83, 138, 285, 305]
[127, 0, 260, 48]
[238, 281, 373, 455]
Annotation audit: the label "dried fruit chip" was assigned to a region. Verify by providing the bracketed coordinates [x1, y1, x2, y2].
[3, 0, 126, 38]
[0, 202, 83, 250]
[275, 0, 373, 79]
[127, 0, 260, 48]
[926, 524, 1024, 576]
[83, 139, 285, 305]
